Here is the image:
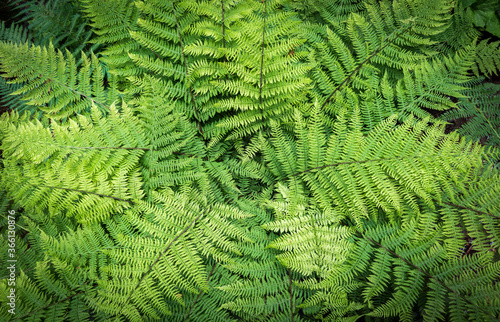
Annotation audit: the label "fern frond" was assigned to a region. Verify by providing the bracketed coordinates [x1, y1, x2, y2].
[472, 38, 500, 77]
[395, 48, 474, 121]
[9, 0, 98, 59]
[261, 107, 484, 226]
[440, 80, 500, 147]
[91, 189, 254, 320]
[0, 103, 145, 224]
[0, 41, 119, 119]
[186, 0, 312, 141]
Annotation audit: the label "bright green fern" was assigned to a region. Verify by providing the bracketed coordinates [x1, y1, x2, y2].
[0, 0, 499, 321]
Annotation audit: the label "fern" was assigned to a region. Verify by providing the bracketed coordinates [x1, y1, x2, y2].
[440, 79, 500, 147]
[472, 38, 500, 77]
[0, 41, 121, 119]
[9, 0, 98, 59]
[0, 0, 499, 321]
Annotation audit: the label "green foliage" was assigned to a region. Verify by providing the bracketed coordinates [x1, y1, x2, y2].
[439, 79, 500, 147]
[0, 22, 39, 116]
[9, 0, 99, 58]
[459, 0, 500, 38]
[0, 0, 499, 321]
[472, 38, 500, 77]
[0, 40, 122, 119]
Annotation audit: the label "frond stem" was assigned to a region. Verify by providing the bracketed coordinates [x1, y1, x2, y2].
[442, 201, 500, 220]
[221, 0, 226, 50]
[49, 77, 110, 111]
[183, 262, 219, 321]
[36, 185, 135, 203]
[289, 153, 467, 179]
[288, 269, 294, 322]
[259, 0, 267, 119]
[170, 1, 205, 139]
[46, 145, 206, 160]
[52, 145, 149, 150]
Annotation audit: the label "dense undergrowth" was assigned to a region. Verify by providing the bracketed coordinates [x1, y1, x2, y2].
[0, 0, 499, 321]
